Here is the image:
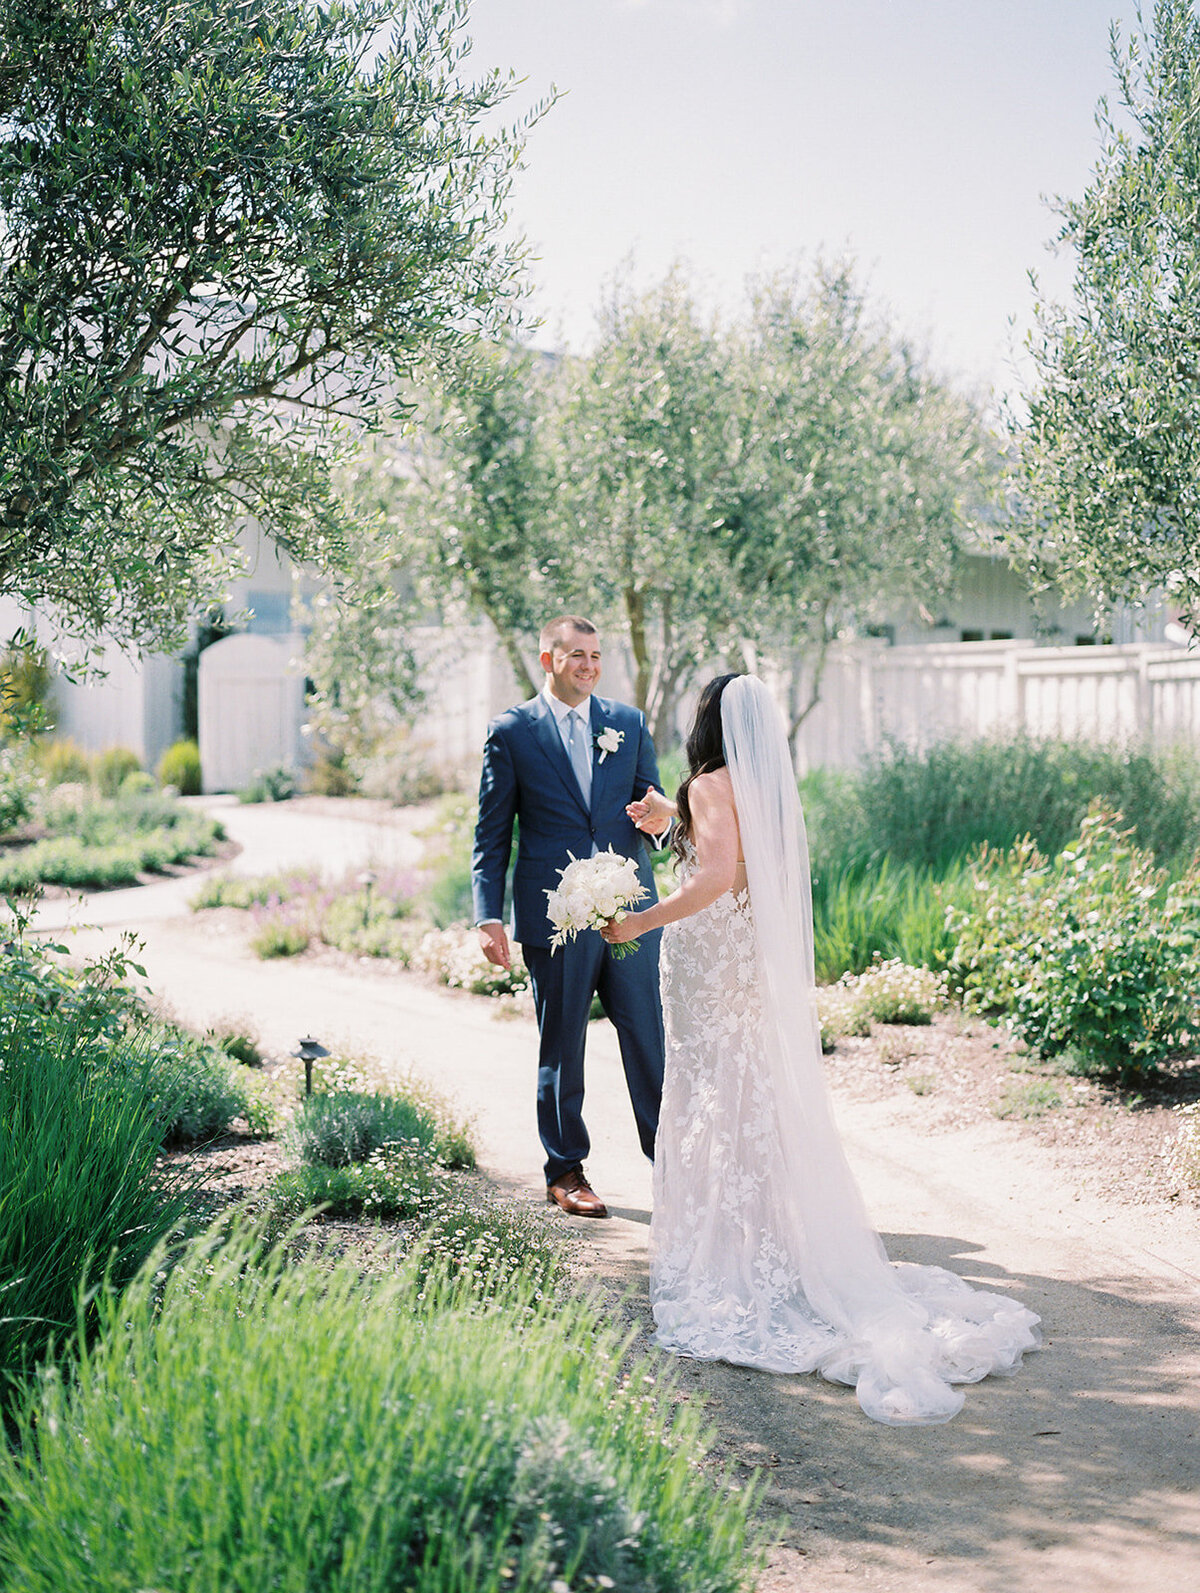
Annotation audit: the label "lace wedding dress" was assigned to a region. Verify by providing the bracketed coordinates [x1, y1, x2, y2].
[650, 679, 1041, 1426]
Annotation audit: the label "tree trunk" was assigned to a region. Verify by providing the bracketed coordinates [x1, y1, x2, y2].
[624, 583, 651, 713]
[470, 573, 538, 699]
[787, 618, 833, 766]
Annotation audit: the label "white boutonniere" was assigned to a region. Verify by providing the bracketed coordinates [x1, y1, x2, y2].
[595, 726, 624, 763]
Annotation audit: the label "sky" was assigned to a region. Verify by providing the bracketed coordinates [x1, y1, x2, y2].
[461, 0, 1133, 400]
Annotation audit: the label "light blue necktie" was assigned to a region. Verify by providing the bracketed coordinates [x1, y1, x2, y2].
[566, 707, 591, 806]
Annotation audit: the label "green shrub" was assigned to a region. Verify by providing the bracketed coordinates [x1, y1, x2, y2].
[287, 1087, 474, 1169]
[816, 960, 948, 1049]
[0, 999, 198, 1390]
[156, 737, 202, 795]
[36, 736, 93, 786]
[94, 746, 142, 797]
[191, 868, 320, 910]
[851, 958, 949, 1025]
[249, 912, 310, 958]
[0, 643, 51, 737]
[305, 748, 359, 795]
[0, 1223, 760, 1593]
[268, 1150, 440, 1222]
[208, 1022, 262, 1068]
[950, 805, 1200, 1076]
[146, 1026, 253, 1145]
[0, 746, 35, 836]
[320, 889, 415, 960]
[414, 1194, 570, 1300]
[238, 765, 296, 803]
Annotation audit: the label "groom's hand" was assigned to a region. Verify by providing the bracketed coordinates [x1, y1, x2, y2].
[478, 921, 511, 970]
[627, 786, 672, 837]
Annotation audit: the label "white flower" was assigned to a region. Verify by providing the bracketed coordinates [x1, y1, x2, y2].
[594, 725, 624, 763]
[544, 847, 648, 952]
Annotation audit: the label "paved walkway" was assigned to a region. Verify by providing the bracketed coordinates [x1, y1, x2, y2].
[32, 799, 1200, 1593]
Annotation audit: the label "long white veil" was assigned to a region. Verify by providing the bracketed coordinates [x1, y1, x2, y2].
[720, 675, 1039, 1425]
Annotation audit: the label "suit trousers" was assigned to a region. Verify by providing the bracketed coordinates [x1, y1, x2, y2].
[521, 927, 665, 1184]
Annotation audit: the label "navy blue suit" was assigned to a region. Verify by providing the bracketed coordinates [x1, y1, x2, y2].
[472, 692, 666, 1181]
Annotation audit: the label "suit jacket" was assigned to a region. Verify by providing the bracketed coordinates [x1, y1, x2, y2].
[472, 692, 663, 949]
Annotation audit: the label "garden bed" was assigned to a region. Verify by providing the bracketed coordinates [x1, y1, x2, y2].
[822, 1011, 1200, 1211]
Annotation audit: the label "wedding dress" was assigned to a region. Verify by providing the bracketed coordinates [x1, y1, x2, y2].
[650, 676, 1040, 1425]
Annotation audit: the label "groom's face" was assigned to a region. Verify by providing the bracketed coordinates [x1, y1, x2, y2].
[542, 628, 602, 706]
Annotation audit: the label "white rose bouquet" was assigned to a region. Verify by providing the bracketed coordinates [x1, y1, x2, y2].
[546, 848, 649, 959]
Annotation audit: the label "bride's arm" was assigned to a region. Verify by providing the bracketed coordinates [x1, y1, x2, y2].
[603, 775, 739, 941]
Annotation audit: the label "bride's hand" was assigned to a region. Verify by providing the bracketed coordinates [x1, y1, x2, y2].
[601, 910, 640, 944]
[626, 786, 675, 834]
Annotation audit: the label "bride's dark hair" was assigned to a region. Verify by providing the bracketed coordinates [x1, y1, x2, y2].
[672, 672, 741, 861]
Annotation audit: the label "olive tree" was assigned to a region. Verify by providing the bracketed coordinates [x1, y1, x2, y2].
[733, 263, 991, 746]
[1013, 0, 1200, 613]
[0, 0, 534, 648]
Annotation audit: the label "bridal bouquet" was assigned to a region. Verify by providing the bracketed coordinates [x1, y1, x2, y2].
[546, 849, 648, 959]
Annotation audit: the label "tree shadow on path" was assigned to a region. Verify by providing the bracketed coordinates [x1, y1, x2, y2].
[609, 1227, 1200, 1593]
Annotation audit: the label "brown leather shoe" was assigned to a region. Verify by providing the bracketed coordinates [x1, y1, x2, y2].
[546, 1167, 609, 1218]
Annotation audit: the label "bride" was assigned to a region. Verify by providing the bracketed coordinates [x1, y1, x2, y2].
[600, 673, 1040, 1426]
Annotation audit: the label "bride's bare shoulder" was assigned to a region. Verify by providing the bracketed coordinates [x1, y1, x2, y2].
[689, 767, 735, 805]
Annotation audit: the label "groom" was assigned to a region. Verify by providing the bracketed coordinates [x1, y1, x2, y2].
[472, 615, 667, 1217]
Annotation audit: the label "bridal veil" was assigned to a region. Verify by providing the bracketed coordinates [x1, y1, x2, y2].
[717, 674, 1040, 1425]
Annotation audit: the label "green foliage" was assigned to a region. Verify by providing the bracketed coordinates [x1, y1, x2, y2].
[249, 913, 310, 959]
[268, 1152, 439, 1223]
[208, 1023, 262, 1069]
[301, 1055, 476, 1171]
[0, 745, 35, 835]
[413, 1197, 570, 1301]
[950, 806, 1200, 1076]
[993, 1078, 1064, 1121]
[0, 1223, 761, 1593]
[0, 0, 533, 650]
[735, 262, 991, 743]
[155, 738, 201, 795]
[552, 272, 743, 746]
[35, 737, 92, 786]
[810, 857, 968, 981]
[287, 1088, 474, 1170]
[191, 868, 320, 910]
[0, 952, 199, 1388]
[854, 733, 1200, 871]
[0, 642, 51, 737]
[93, 746, 141, 798]
[1012, 0, 1200, 610]
[0, 785, 222, 892]
[145, 1025, 253, 1146]
[237, 765, 296, 804]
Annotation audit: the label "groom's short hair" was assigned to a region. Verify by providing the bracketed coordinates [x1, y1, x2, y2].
[540, 614, 597, 654]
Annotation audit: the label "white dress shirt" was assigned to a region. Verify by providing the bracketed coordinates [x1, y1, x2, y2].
[543, 685, 593, 777]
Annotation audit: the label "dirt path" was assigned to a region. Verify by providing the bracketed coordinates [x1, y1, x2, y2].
[43, 802, 1200, 1593]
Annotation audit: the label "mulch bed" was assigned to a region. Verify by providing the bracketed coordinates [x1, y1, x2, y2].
[824, 1010, 1200, 1209]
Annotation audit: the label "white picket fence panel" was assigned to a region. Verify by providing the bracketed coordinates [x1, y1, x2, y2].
[796, 640, 1200, 771]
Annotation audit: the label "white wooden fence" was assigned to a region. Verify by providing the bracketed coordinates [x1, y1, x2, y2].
[797, 640, 1200, 771]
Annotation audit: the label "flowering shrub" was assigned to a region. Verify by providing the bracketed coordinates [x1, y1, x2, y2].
[949, 805, 1200, 1076]
[816, 959, 948, 1049]
[195, 867, 420, 963]
[412, 925, 530, 997]
[248, 910, 310, 959]
[269, 1149, 440, 1223]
